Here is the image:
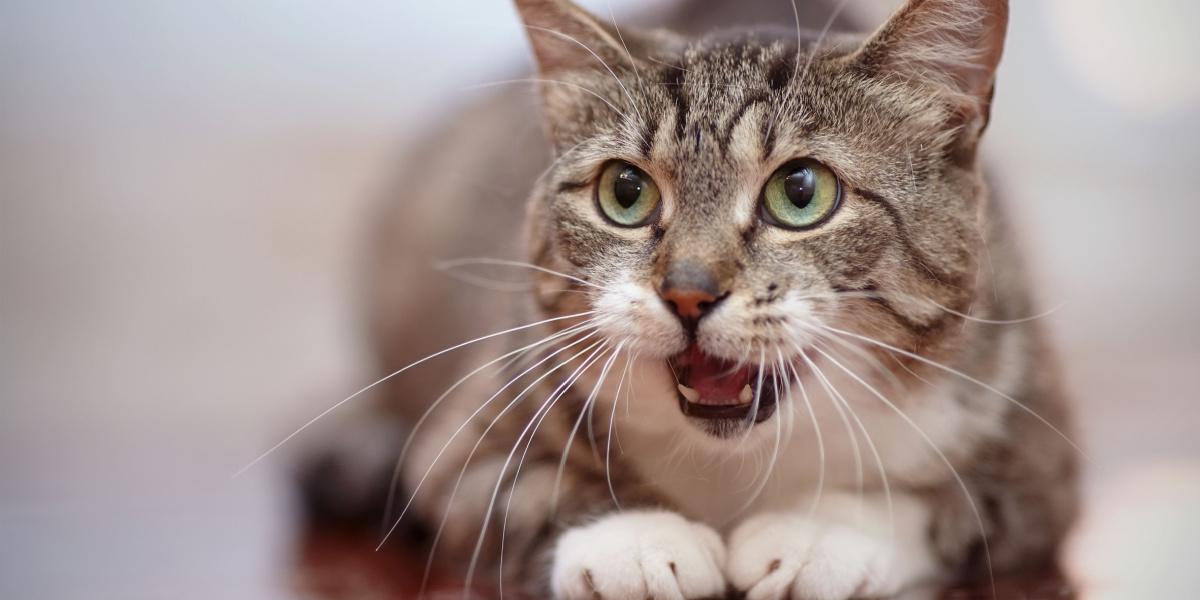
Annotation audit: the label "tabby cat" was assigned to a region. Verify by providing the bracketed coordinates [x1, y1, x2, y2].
[305, 0, 1079, 597]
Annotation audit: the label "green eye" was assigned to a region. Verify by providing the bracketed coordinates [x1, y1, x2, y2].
[596, 161, 661, 227]
[761, 159, 841, 229]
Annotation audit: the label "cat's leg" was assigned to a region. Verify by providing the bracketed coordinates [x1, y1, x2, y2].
[447, 463, 726, 599]
[548, 508, 727, 600]
[726, 491, 942, 600]
[406, 416, 726, 599]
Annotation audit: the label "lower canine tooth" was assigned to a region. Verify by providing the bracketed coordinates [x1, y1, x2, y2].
[739, 384, 754, 403]
[677, 384, 700, 403]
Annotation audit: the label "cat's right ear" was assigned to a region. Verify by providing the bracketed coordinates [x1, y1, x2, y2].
[851, 0, 1009, 153]
[512, 0, 630, 75]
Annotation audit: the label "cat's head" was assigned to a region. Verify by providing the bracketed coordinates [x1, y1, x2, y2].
[516, 0, 1007, 439]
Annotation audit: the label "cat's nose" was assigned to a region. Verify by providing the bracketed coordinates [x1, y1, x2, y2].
[659, 261, 725, 323]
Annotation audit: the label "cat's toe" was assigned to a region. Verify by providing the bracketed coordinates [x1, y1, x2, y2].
[551, 510, 726, 600]
[727, 512, 894, 600]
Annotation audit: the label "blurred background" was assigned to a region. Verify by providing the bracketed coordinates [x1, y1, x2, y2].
[2, 0, 1198, 598]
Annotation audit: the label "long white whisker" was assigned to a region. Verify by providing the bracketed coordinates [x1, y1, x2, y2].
[802, 288, 1065, 326]
[413, 338, 607, 597]
[734, 352, 786, 515]
[234, 310, 596, 477]
[805, 346, 863, 508]
[380, 319, 597, 532]
[795, 320, 906, 393]
[604, 0, 645, 98]
[380, 334, 602, 550]
[604, 343, 633, 510]
[410, 335, 604, 595]
[736, 347, 767, 447]
[435, 257, 603, 290]
[522, 25, 643, 123]
[498, 342, 617, 595]
[790, 350, 826, 520]
[800, 347, 892, 541]
[462, 78, 630, 122]
[795, 0, 851, 89]
[819, 324, 1085, 458]
[470, 341, 612, 596]
[928, 299, 1066, 326]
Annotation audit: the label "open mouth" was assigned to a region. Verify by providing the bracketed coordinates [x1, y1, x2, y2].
[668, 344, 788, 429]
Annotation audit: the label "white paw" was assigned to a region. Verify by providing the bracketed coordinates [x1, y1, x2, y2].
[551, 510, 727, 600]
[727, 512, 903, 600]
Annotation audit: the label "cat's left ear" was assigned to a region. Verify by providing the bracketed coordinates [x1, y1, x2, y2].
[852, 0, 1008, 149]
[512, 0, 633, 75]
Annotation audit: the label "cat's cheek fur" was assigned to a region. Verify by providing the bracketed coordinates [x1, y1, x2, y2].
[592, 277, 687, 358]
[551, 510, 727, 600]
[726, 492, 941, 600]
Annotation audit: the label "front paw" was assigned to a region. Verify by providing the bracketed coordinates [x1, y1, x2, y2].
[727, 512, 900, 600]
[551, 510, 727, 599]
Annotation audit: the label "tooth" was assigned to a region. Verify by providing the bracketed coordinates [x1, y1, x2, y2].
[739, 384, 753, 403]
[677, 384, 700, 403]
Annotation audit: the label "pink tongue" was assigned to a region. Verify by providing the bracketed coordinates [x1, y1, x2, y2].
[684, 346, 753, 406]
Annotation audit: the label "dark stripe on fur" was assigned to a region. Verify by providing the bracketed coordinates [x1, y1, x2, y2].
[853, 187, 967, 288]
[721, 92, 769, 150]
[662, 68, 689, 142]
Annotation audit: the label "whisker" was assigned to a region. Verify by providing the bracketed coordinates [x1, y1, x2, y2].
[469, 341, 613, 596]
[522, 25, 644, 123]
[794, 320, 907, 395]
[603, 0, 648, 154]
[380, 319, 598, 533]
[807, 347, 863, 507]
[436, 269, 535, 293]
[925, 299, 1066, 326]
[234, 310, 596, 477]
[733, 352, 786, 515]
[498, 342, 618, 595]
[795, 0, 851, 89]
[739, 347, 767, 441]
[462, 77, 631, 122]
[646, 55, 687, 71]
[818, 324, 1086, 458]
[791, 349, 826, 521]
[799, 345, 893, 540]
[414, 338, 608, 597]
[435, 257, 604, 291]
[380, 334, 603, 550]
[765, 0, 851, 142]
[604, 345, 634, 510]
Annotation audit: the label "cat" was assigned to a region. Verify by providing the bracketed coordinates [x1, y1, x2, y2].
[299, 0, 1079, 598]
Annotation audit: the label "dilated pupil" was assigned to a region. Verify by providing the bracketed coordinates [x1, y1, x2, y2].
[614, 168, 644, 209]
[783, 168, 815, 209]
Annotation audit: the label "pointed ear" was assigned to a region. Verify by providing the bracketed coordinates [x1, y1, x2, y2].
[853, 0, 1008, 139]
[512, 0, 631, 74]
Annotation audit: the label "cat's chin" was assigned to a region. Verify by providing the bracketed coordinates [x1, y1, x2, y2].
[667, 344, 797, 439]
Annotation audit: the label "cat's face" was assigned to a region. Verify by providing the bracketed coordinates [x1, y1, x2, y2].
[520, 0, 1005, 439]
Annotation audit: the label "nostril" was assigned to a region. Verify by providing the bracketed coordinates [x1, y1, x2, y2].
[659, 260, 727, 322]
[659, 288, 725, 322]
